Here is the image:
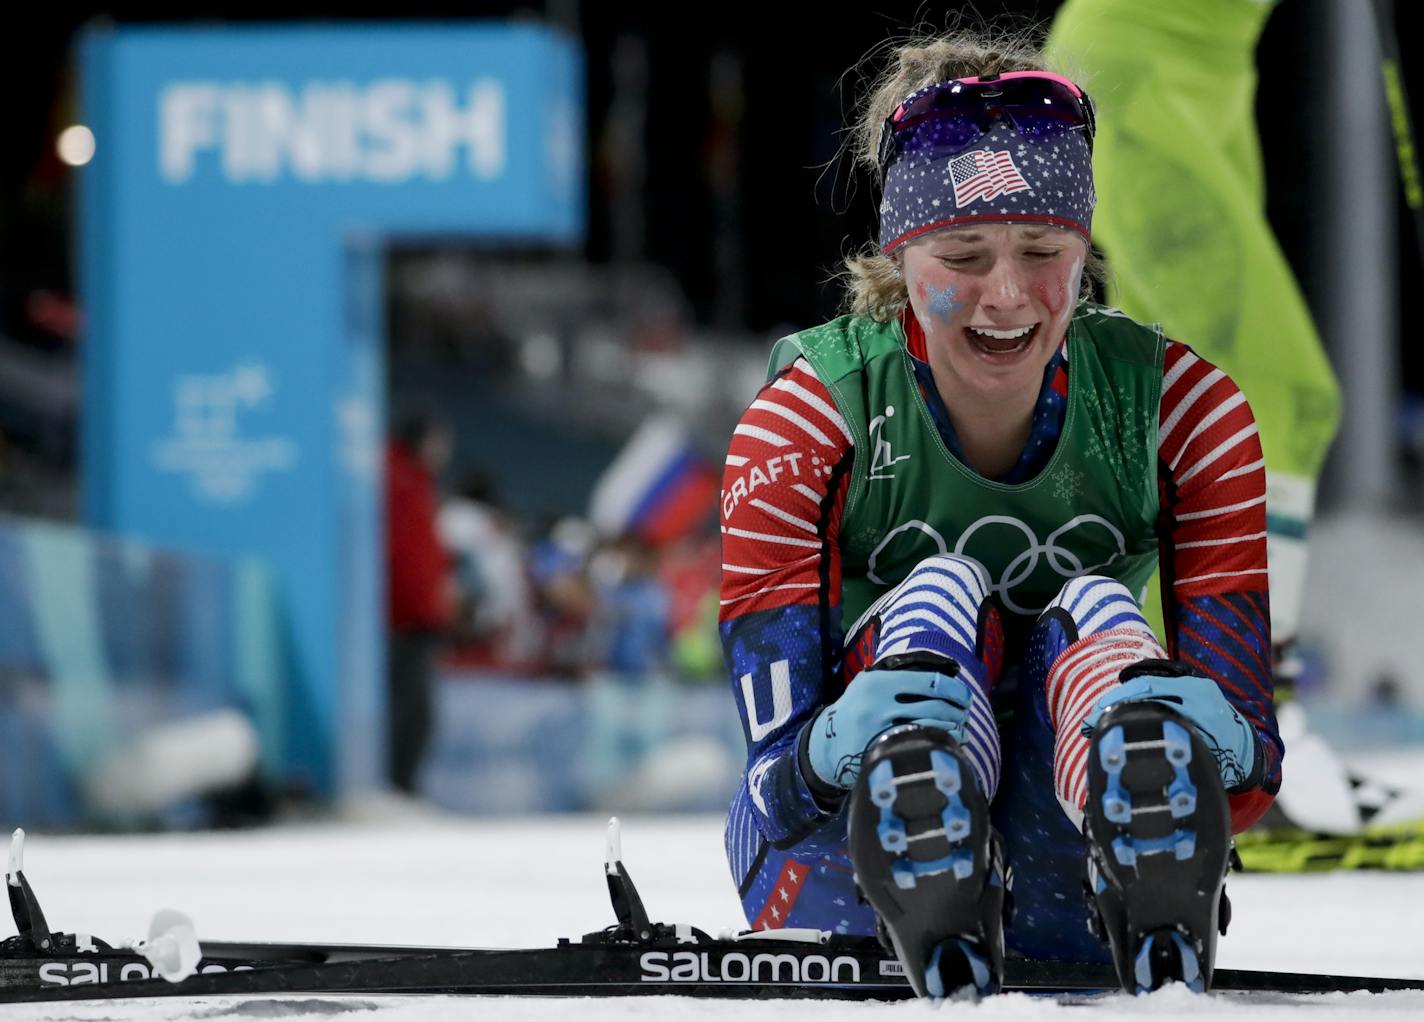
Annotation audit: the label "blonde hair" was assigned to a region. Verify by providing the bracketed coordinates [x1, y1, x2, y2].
[839, 25, 1105, 321]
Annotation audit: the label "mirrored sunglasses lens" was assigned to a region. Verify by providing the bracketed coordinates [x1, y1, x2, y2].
[893, 112, 983, 157]
[885, 81, 1091, 169]
[1002, 106, 1087, 140]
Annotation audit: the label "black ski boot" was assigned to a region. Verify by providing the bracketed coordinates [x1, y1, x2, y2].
[1083, 700, 1233, 994]
[848, 724, 1007, 1000]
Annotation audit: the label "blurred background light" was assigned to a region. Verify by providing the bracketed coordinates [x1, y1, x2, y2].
[56, 124, 94, 166]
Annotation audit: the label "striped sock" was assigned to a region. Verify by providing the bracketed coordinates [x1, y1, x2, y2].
[871, 554, 1002, 799]
[1043, 577, 1166, 826]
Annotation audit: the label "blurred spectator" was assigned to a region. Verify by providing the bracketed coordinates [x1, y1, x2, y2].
[590, 534, 671, 678]
[659, 533, 723, 682]
[385, 405, 456, 794]
[527, 516, 600, 677]
[439, 472, 540, 668]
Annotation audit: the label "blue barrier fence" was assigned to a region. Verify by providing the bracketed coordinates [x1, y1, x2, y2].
[0, 511, 744, 825]
[0, 515, 285, 827]
[422, 672, 745, 816]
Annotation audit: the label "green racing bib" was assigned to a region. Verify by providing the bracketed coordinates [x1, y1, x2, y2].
[767, 303, 1165, 644]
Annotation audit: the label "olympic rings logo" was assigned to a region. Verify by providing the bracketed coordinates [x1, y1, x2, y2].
[866, 514, 1128, 615]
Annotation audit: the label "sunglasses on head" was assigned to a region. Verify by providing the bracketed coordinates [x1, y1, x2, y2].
[877, 71, 1096, 178]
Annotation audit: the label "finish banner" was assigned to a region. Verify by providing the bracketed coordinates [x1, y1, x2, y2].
[80, 24, 585, 793]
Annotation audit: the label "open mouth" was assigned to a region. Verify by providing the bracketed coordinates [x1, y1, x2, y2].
[965, 323, 1038, 357]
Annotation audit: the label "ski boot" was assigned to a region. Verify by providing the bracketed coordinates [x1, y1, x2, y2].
[848, 724, 1007, 1000]
[1083, 700, 1233, 994]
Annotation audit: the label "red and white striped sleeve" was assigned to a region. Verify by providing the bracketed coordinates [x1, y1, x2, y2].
[719, 357, 858, 843]
[1156, 341, 1269, 599]
[1156, 340, 1278, 828]
[719, 358, 855, 622]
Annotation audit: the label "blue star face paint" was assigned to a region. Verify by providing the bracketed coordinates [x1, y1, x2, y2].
[926, 282, 963, 324]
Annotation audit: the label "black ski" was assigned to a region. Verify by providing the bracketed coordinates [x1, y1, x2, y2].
[2, 823, 1421, 1004]
[5, 934, 1423, 1003]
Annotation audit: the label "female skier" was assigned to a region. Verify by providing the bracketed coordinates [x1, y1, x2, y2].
[719, 28, 1281, 1000]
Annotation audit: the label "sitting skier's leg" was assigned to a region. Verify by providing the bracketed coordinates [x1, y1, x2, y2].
[1036, 575, 1243, 992]
[988, 575, 1160, 962]
[1038, 577, 1168, 828]
[725, 554, 1005, 996]
[723, 551, 1001, 944]
[829, 554, 1008, 999]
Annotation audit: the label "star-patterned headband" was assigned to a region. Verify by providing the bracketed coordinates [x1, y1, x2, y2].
[877, 72, 1097, 254]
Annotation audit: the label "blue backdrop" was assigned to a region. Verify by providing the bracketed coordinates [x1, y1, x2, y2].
[79, 23, 585, 794]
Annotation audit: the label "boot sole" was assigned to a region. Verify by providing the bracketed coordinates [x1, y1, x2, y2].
[848, 726, 997, 999]
[1085, 703, 1231, 993]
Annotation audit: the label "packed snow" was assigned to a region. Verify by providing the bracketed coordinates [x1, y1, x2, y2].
[5, 812, 1424, 1020]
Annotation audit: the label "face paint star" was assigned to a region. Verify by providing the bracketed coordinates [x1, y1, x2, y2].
[925, 282, 962, 324]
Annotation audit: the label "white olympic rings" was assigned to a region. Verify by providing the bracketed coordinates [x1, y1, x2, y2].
[865, 514, 1128, 615]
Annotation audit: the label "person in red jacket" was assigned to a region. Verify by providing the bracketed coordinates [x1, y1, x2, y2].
[385, 407, 456, 794]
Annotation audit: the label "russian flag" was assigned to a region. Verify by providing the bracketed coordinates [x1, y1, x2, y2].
[589, 415, 719, 546]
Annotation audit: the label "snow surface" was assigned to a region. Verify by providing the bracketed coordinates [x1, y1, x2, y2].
[7, 813, 1424, 1021]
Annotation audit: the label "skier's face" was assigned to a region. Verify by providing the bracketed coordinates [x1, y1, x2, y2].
[900, 224, 1085, 405]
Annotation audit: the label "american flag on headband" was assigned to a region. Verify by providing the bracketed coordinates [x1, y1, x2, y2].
[950, 149, 1031, 207]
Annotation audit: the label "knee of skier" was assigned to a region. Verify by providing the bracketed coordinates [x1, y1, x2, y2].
[1041, 575, 1155, 644]
[897, 553, 992, 612]
[1035, 576, 1170, 828]
[873, 554, 1002, 684]
[1035, 575, 1166, 694]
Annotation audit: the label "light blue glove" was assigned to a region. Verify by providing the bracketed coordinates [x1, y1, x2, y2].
[804, 667, 974, 790]
[1081, 674, 1259, 790]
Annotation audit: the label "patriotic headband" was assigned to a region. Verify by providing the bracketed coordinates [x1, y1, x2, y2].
[878, 109, 1096, 254]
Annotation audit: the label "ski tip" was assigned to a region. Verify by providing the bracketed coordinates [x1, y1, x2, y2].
[6, 829, 23, 886]
[605, 817, 623, 875]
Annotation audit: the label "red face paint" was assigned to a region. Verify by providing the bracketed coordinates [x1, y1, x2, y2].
[1035, 271, 1072, 319]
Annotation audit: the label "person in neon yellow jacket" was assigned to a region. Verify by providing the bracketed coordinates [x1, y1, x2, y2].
[1045, 0, 1424, 850]
[1047, 0, 1340, 651]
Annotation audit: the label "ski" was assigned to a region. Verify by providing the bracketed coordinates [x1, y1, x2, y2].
[1237, 820, 1424, 872]
[3, 823, 1422, 1004]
